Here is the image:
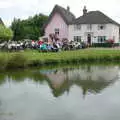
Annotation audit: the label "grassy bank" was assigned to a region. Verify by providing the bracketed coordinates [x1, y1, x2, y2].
[0, 48, 120, 70]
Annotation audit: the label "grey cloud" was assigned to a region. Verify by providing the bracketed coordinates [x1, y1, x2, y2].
[0, 0, 120, 26]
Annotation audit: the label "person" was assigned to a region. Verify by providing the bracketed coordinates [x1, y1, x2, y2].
[31, 40, 35, 49]
[40, 43, 48, 52]
[38, 39, 43, 48]
[51, 42, 59, 52]
[47, 43, 52, 51]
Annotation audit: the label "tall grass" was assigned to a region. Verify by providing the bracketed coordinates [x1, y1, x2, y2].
[0, 48, 120, 70]
[6, 53, 28, 69]
[0, 57, 7, 70]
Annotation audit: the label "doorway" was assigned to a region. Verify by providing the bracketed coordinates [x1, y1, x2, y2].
[87, 34, 91, 45]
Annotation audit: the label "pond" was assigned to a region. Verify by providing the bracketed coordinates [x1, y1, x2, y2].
[0, 64, 120, 120]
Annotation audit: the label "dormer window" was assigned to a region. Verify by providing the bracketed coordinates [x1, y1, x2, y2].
[98, 24, 105, 30]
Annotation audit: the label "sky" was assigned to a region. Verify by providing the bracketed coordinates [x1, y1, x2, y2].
[0, 0, 120, 26]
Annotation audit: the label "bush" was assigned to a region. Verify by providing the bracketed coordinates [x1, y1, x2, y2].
[92, 43, 119, 47]
[0, 57, 7, 69]
[6, 53, 28, 69]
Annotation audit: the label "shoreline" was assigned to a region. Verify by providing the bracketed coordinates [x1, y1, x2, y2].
[0, 48, 120, 70]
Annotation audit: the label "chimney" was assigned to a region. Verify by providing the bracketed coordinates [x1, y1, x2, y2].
[67, 6, 70, 12]
[83, 6, 87, 15]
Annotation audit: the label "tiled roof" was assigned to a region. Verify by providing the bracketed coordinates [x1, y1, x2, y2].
[73, 11, 120, 26]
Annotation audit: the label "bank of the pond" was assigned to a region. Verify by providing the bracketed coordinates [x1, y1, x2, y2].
[0, 49, 120, 70]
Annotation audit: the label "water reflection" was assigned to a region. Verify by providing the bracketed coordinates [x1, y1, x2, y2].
[42, 66, 119, 97]
[0, 65, 119, 98]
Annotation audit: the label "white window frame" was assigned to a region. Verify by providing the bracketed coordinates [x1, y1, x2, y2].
[98, 36, 106, 43]
[55, 28, 59, 35]
[87, 24, 92, 30]
[74, 36, 81, 42]
[74, 24, 81, 31]
[98, 24, 106, 30]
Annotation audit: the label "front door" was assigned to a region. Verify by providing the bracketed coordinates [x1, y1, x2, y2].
[87, 34, 91, 45]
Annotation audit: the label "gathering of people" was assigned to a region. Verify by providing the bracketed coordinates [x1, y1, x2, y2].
[37, 33, 87, 52]
[38, 37, 62, 52]
[0, 33, 87, 52]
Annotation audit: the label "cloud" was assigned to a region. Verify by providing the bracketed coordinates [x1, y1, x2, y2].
[0, 1, 13, 8]
[0, 0, 120, 26]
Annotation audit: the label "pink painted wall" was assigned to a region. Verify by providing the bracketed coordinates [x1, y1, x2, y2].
[45, 13, 69, 40]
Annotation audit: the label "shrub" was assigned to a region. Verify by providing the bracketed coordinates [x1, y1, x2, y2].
[6, 53, 28, 69]
[0, 24, 13, 41]
[92, 42, 119, 47]
[0, 57, 7, 69]
[106, 39, 115, 44]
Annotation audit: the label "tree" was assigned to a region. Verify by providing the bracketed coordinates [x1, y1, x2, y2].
[0, 24, 13, 41]
[11, 14, 48, 41]
[11, 18, 24, 40]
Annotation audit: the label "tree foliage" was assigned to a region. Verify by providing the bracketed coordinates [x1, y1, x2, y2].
[0, 24, 13, 41]
[11, 14, 48, 41]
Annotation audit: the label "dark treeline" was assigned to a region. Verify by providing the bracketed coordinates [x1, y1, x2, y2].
[11, 14, 48, 41]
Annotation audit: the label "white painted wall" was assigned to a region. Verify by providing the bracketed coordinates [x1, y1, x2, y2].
[68, 24, 120, 43]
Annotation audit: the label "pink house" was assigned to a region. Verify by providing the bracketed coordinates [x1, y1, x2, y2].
[44, 5, 120, 44]
[44, 5, 75, 41]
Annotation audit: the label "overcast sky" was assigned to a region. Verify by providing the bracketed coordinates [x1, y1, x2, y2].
[0, 0, 120, 26]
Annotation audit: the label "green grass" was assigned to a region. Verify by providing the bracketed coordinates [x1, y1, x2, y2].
[0, 48, 120, 70]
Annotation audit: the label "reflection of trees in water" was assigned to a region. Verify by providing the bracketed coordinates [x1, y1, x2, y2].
[0, 65, 119, 98]
[74, 77, 116, 98]
[0, 70, 48, 84]
[0, 74, 6, 85]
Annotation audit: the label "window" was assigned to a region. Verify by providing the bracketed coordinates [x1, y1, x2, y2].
[55, 28, 59, 35]
[98, 36, 106, 43]
[74, 25, 81, 31]
[74, 36, 81, 42]
[98, 24, 106, 30]
[87, 24, 92, 30]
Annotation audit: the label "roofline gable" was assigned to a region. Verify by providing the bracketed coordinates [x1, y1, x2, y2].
[43, 5, 120, 29]
[72, 11, 120, 27]
[43, 4, 75, 29]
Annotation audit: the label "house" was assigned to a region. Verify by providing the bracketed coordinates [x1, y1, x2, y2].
[44, 5, 75, 41]
[44, 5, 120, 44]
[69, 6, 120, 44]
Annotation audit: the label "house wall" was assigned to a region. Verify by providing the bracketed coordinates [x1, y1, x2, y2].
[68, 24, 120, 43]
[45, 13, 69, 40]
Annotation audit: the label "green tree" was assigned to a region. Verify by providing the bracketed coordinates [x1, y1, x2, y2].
[11, 14, 48, 41]
[11, 18, 24, 40]
[0, 24, 13, 41]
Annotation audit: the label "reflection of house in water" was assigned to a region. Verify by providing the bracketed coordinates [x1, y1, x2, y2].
[41, 66, 119, 97]
[41, 69, 70, 97]
[1, 66, 119, 98]
[68, 66, 119, 81]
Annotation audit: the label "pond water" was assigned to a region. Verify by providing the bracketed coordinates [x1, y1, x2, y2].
[0, 65, 120, 120]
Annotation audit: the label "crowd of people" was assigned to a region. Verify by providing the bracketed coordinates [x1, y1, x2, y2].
[0, 33, 86, 52]
[31, 38, 62, 52]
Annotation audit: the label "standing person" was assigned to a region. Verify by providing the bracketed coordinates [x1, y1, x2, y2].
[31, 40, 35, 49]
[38, 39, 43, 48]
